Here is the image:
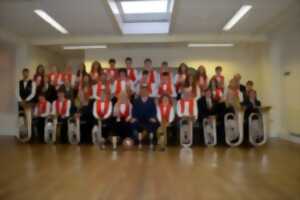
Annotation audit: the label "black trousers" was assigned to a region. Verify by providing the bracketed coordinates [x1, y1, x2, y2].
[113, 118, 133, 140]
[34, 117, 46, 143]
[79, 105, 94, 144]
[58, 117, 69, 144]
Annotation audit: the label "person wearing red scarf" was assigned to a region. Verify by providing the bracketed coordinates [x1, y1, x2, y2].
[104, 58, 118, 82]
[159, 61, 174, 84]
[112, 68, 134, 100]
[90, 61, 102, 84]
[92, 91, 113, 141]
[157, 72, 176, 98]
[125, 57, 138, 83]
[33, 93, 51, 142]
[210, 66, 225, 90]
[157, 95, 175, 124]
[140, 58, 157, 85]
[176, 86, 198, 120]
[136, 70, 157, 98]
[113, 92, 133, 141]
[52, 88, 72, 143]
[91, 73, 111, 100]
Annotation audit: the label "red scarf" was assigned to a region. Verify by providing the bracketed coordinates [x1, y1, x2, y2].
[158, 82, 173, 96]
[96, 99, 110, 118]
[149, 70, 155, 84]
[118, 103, 130, 118]
[179, 99, 194, 116]
[213, 88, 223, 101]
[215, 75, 224, 84]
[127, 68, 136, 81]
[97, 81, 109, 97]
[38, 100, 47, 115]
[55, 99, 68, 116]
[63, 73, 72, 83]
[49, 72, 59, 85]
[140, 78, 152, 93]
[159, 103, 172, 122]
[115, 79, 127, 96]
[107, 68, 116, 78]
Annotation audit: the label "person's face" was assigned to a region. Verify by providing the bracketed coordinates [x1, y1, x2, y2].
[162, 63, 168, 70]
[205, 90, 211, 98]
[140, 87, 149, 98]
[109, 62, 115, 68]
[246, 83, 253, 90]
[38, 96, 46, 102]
[125, 60, 132, 67]
[38, 67, 44, 74]
[23, 71, 29, 79]
[249, 91, 256, 100]
[144, 61, 152, 68]
[216, 69, 222, 75]
[58, 92, 65, 100]
[198, 67, 204, 74]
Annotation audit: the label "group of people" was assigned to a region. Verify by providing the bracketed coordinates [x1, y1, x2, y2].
[18, 57, 262, 149]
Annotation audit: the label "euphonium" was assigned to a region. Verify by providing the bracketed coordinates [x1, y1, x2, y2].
[68, 115, 80, 145]
[224, 110, 244, 147]
[44, 115, 57, 144]
[203, 116, 217, 146]
[180, 117, 193, 148]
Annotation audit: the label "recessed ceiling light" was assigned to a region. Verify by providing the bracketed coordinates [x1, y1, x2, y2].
[223, 5, 252, 31]
[121, 0, 168, 14]
[34, 9, 68, 34]
[63, 45, 107, 50]
[188, 43, 234, 47]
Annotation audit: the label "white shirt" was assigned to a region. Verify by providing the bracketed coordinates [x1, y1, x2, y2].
[18, 80, 36, 102]
[176, 99, 198, 119]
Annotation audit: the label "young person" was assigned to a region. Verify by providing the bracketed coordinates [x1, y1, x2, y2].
[105, 58, 118, 82]
[92, 90, 113, 143]
[52, 88, 72, 144]
[136, 70, 157, 98]
[131, 85, 158, 147]
[197, 89, 214, 123]
[195, 65, 208, 94]
[125, 57, 138, 83]
[175, 63, 189, 98]
[184, 74, 201, 100]
[91, 72, 111, 100]
[90, 61, 102, 84]
[176, 86, 198, 120]
[210, 66, 225, 90]
[140, 58, 157, 84]
[156, 95, 175, 150]
[18, 68, 36, 103]
[112, 68, 134, 100]
[62, 65, 75, 87]
[113, 92, 133, 142]
[157, 71, 176, 98]
[33, 93, 51, 142]
[48, 65, 63, 89]
[75, 62, 88, 89]
[33, 64, 46, 100]
[159, 61, 173, 84]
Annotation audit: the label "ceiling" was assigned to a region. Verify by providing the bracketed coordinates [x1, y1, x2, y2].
[0, 0, 299, 45]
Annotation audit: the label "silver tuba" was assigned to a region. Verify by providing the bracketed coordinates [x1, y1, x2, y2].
[248, 112, 267, 146]
[17, 103, 32, 143]
[224, 111, 244, 147]
[203, 117, 217, 146]
[68, 116, 80, 145]
[180, 117, 193, 148]
[92, 119, 105, 147]
[44, 116, 57, 144]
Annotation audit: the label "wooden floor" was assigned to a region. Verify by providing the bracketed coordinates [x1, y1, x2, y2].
[0, 138, 300, 200]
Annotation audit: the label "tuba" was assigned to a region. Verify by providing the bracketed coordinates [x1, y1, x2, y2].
[68, 116, 80, 145]
[44, 115, 57, 144]
[180, 117, 193, 148]
[92, 119, 105, 148]
[224, 110, 244, 147]
[248, 107, 269, 146]
[203, 116, 217, 146]
[17, 103, 32, 143]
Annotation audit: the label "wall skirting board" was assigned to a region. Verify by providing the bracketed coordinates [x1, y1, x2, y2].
[280, 133, 300, 144]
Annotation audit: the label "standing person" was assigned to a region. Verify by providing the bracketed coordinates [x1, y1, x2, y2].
[195, 65, 208, 95]
[113, 92, 133, 142]
[75, 63, 88, 89]
[156, 95, 175, 150]
[52, 88, 72, 144]
[159, 61, 173, 84]
[245, 80, 255, 101]
[174, 63, 189, 98]
[210, 66, 225, 90]
[62, 65, 75, 87]
[105, 58, 118, 82]
[92, 90, 113, 147]
[184, 74, 201, 100]
[157, 72, 176, 98]
[112, 68, 134, 102]
[140, 58, 157, 84]
[18, 68, 36, 103]
[125, 57, 138, 83]
[131, 86, 158, 148]
[33, 64, 46, 100]
[197, 89, 214, 123]
[90, 61, 102, 84]
[33, 93, 51, 142]
[135, 70, 157, 98]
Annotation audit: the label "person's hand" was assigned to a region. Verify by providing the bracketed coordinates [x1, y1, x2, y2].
[75, 113, 80, 119]
[131, 118, 137, 123]
[117, 117, 121, 122]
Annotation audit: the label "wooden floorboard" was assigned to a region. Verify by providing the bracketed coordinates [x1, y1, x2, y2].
[0, 137, 299, 200]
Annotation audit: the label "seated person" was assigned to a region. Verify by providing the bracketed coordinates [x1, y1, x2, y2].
[33, 92, 51, 142]
[52, 88, 72, 144]
[156, 95, 175, 149]
[158, 61, 174, 84]
[113, 92, 133, 142]
[176, 86, 198, 120]
[91, 72, 111, 100]
[131, 85, 158, 146]
[92, 91, 113, 143]
[157, 72, 177, 98]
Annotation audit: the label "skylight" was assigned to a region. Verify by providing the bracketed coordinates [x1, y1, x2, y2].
[121, 0, 168, 14]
